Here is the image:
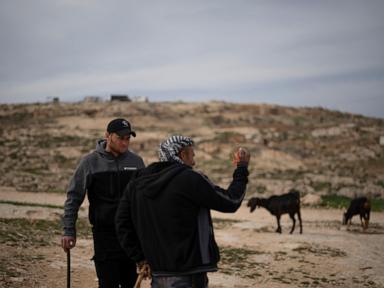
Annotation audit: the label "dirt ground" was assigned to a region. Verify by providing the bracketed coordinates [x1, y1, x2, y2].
[1, 190, 383, 288]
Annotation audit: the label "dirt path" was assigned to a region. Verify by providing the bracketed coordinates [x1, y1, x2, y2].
[0, 188, 88, 220]
[1, 190, 384, 287]
[211, 207, 384, 287]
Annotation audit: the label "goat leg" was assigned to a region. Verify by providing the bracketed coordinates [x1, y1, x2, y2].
[360, 214, 364, 228]
[363, 215, 369, 230]
[297, 210, 303, 234]
[347, 219, 351, 230]
[276, 216, 282, 233]
[289, 213, 296, 234]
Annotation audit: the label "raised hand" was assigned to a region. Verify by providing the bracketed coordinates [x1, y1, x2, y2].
[232, 147, 250, 166]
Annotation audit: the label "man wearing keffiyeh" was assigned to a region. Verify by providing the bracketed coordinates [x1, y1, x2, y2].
[116, 135, 250, 288]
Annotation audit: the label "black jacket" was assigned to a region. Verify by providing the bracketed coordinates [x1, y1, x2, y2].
[116, 161, 249, 276]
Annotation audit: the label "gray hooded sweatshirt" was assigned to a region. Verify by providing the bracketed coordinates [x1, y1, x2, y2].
[63, 139, 145, 238]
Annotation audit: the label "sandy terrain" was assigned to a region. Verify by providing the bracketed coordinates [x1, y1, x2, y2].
[1, 189, 383, 288]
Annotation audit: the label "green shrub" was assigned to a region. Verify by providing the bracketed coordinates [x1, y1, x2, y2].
[320, 194, 351, 209]
[256, 185, 266, 194]
[377, 180, 384, 188]
[371, 198, 384, 212]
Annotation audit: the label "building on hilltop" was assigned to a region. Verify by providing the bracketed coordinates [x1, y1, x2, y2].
[110, 95, 131, 102]
[83, 96, 103, 103]
[132, 96, 149, 103]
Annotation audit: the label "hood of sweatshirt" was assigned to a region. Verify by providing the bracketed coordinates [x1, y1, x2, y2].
[135, 161, 188, 199]
[95, 139, 111, 156]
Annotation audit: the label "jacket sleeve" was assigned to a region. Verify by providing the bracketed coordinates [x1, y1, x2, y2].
[190, 165, 249, 213]
[115, 182, 145, 263]
[62, 157, 89, 237]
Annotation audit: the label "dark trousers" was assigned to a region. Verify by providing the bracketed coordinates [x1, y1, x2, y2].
[94, 257, 137, 288]
[92, 228, 137, 288]
[151, 273, 208, 288]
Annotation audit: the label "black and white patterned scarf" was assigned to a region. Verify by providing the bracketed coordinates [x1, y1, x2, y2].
[158, 135, 194, 164]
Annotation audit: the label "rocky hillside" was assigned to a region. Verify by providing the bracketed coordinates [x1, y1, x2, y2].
[0, 101, 383, 199]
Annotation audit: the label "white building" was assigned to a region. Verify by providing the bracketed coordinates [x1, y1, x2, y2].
[132, 96, 149, 102]
[83, 96, 102, 102]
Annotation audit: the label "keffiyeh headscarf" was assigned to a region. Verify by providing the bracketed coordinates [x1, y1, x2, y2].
[159, 135, 194, 164]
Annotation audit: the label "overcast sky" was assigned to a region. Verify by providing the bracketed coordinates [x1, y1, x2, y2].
[1, 0, 383, 118]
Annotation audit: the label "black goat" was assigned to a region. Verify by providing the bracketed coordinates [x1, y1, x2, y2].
[247, 189, 302, 234]
[342, 196, 370, 230]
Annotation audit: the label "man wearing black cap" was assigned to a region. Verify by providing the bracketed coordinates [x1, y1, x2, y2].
[61, 118, 145, 288]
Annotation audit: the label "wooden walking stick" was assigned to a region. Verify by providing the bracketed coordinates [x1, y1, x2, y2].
[67, 249, 71, 288]
[134, 262, 151, 288]
[134, 272, 144, 288]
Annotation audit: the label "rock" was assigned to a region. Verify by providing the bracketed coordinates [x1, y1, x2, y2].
[10, 277, 24, 282]
[301, 193, 322, 206]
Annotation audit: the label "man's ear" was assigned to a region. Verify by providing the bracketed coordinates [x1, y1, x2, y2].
[178, 149, 185, 161]
[105, 132, 110, 139]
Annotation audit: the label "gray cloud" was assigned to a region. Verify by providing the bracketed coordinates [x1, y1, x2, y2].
[0, 0, 383, 118]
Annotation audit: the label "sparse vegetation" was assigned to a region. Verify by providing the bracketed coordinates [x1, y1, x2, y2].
[311, 181, 331, 192]
[1, 101, 383, 198]
[53, 154, 77, 169]
[293, 244, 347, 257]
[377, 180, 384, 188]
[0, 217, 91, 248]
[214, 131, 245, 143]
[219, 246, 264, 279]
[0, 218, 61, 247]
[0, 200, 63, 209]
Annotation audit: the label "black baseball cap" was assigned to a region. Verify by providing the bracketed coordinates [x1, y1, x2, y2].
[107, 118, 136, 137]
